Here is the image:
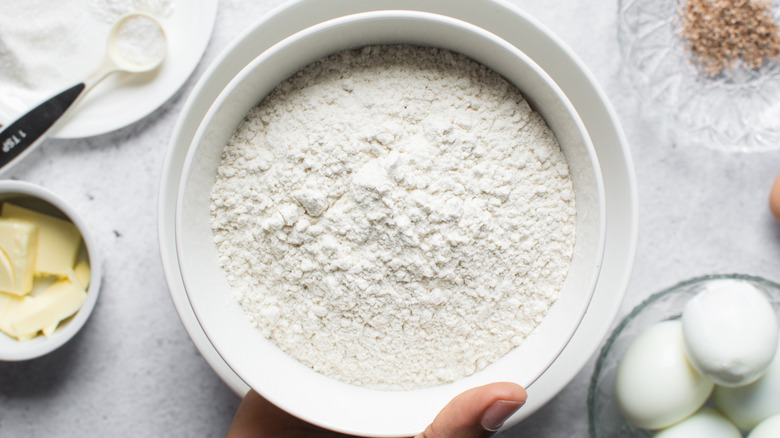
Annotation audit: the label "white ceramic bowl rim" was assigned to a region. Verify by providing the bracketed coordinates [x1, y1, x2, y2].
[176, 10, 605, 437]
[0, 180, 102, 361]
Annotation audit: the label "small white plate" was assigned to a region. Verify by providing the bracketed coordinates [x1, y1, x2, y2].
[0, 0, 218, 139]
[158, 0, 638, 430]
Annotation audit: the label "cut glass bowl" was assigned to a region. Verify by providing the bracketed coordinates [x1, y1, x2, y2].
[588, 274, 780, 437]
[618, 0, 780, 151]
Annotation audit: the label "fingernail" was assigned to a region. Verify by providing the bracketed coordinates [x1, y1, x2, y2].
[481, 400, 524, 432]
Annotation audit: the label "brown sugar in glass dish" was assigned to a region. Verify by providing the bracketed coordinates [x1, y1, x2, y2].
[618, 0, 780, 151]
[679, 0, 780, 76]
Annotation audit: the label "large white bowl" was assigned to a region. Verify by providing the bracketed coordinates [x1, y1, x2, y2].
[158, 0, 639, 430]
[175, 10, 605, 437]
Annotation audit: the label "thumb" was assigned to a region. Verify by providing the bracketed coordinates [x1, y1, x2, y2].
[415, 382, 527, 438]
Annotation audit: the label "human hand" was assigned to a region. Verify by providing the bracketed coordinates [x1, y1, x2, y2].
[226, 382, 527, 438]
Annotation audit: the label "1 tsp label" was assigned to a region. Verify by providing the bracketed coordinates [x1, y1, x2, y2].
[2, 129, 27, 153]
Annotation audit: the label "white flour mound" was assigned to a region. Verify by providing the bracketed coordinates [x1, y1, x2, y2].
[210, 45, 576, 390]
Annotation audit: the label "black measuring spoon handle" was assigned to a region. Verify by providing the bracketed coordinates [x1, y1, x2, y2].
[0, 83, 87, 173]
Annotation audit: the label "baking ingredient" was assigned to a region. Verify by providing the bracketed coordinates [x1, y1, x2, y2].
[0, 218, 38, 296]
[42, 321, 58, 338]
[71, 259, 91, 290]
[113, 14, 166, 67]
[89, 0, 174, 24]
[614, 320, 714, 430]
[211, 45, 576, 389]
[0, 284, 85, 341]
[9, 280, 86, 338]
[748, 414, 780, 438]
[0, 0, 172, 99]
[3, 203, 82, 277]
[0, 292, 23, 337]
[682, 279, 778, 387]
[654, 407, 741, 438]
[0, 0, 101, 94]
[769, 172, 780, 222]
[614, 279, 780, 431]
[679, 0, 780, 76]
[0, 202, 91, 341]
[715, 338, 780, 430]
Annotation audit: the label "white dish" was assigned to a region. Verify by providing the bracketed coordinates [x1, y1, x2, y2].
[0, 0, 217, 139]
[175, 11, 605, 437]
[0, 180, 102, 361]
[158, 0, 638, 430]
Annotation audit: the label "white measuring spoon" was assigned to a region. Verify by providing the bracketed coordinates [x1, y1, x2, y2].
[0, 12, 167, 173]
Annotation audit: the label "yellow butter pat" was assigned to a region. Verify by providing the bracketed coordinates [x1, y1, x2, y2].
[2, 203, 81, 277]
[0, 291, 16, 320]
[0, 290, 24, 338]
[68, 259, 91, 290]
[15, 332, 37, 342]
[10, 280, 86, 337]
[42, 322, 58, 337]
[0, 218, 38, 296]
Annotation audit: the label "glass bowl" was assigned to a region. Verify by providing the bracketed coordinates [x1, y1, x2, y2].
[618, 0, 780, 152]
[588, 274, 780, 437]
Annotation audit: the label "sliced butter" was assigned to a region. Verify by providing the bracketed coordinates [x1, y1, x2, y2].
[15, 332, 37, 342]
[2, 203, 81, 277]
[10, 280, 86, 337]
[0, 218, 38, 296]
[0, 290, 24, 338]
[68, 259, 91, 290]
[42, 322, 58, 338]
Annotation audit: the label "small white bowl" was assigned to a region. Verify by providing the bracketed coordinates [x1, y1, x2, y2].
[176, 10, 605, 437]
[0, 180, 101, 361]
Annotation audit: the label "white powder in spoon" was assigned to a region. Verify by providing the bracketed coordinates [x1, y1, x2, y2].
[211, 45, 576, 390]
[113, 15, 166, 67]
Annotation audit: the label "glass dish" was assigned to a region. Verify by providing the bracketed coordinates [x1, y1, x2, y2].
[588, 274, 780, 437]
[618, 0, 780, 152]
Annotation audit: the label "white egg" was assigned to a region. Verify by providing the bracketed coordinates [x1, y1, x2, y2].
[615, 320, 714, 430]
[654, 407, 741, 438]
[715, 338, 780, 430]
[682, 279, 778, 387]
[748, 414, 780, 438]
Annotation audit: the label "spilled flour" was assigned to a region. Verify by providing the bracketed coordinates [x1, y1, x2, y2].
[210, 45, 576, 389]
[0, 0, 172, 97]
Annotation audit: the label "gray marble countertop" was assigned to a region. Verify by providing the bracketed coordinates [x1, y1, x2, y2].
[2, 1, 779, 437]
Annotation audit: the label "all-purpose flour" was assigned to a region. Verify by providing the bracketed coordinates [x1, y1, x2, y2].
[210, 45, 576, 389]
